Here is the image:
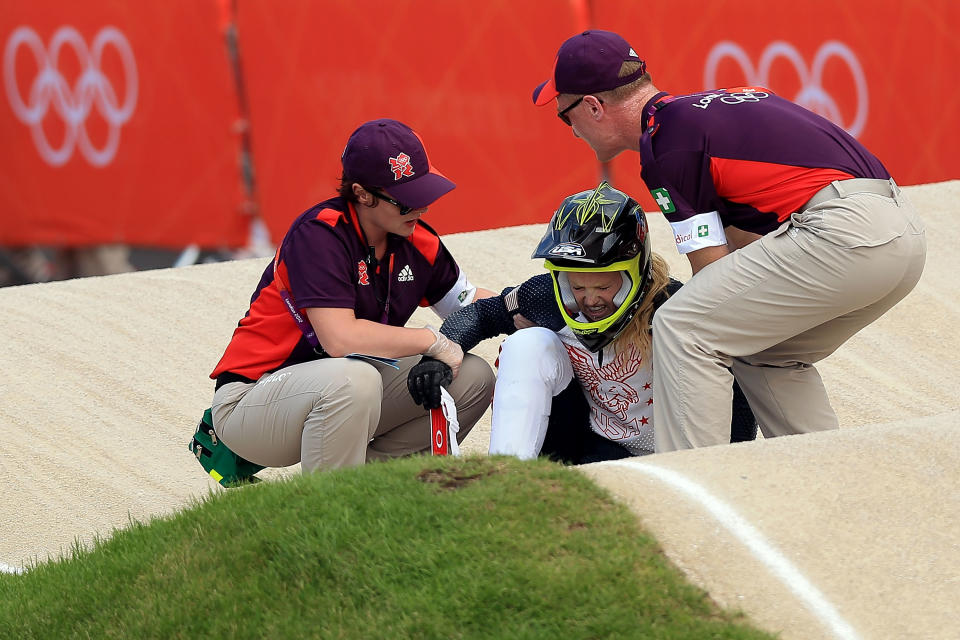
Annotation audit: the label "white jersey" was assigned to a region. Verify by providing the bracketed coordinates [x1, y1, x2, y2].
[556, 326, 655, 455]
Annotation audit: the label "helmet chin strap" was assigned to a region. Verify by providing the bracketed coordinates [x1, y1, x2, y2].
[612, 272, 632, 307]
[556, 272, 579, 311]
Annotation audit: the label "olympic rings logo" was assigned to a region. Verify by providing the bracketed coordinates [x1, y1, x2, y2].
[704, 41, 868, 138]
[3, 26, 138, 167]
[719, 90, 769, 104]
[692, 90, 770, 110]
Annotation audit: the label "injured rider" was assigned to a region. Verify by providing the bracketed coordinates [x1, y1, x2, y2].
[407, 182, 757, 463]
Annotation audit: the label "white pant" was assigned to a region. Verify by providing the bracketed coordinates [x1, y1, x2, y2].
[489, 328, 573, 459]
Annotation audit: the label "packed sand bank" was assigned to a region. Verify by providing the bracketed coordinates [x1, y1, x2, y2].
[2, 181, 957, 639]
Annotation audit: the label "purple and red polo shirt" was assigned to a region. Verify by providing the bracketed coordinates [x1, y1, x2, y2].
[638, 88, 890, 253]
[211, 197, 468, 384]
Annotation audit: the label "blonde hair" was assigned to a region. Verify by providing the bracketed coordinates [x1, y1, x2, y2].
[560, 62, 651, 106]
[598, 61, 651, 103]
[613, 252, 670, 359]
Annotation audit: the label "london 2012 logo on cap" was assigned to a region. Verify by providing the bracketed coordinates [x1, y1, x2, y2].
[389, 152, 414, 180]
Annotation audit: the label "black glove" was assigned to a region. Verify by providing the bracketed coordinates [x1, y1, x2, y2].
[407, 356, 453, 409]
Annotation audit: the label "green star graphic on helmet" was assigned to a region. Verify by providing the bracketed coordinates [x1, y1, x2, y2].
[555, 185, 625, 232]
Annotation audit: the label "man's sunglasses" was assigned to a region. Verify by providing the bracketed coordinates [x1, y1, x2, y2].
[557, 96, 603, 126]
[365, 188, 414, 215]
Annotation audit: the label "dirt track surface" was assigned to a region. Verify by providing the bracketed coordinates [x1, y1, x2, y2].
[580, 414, 959, 640]
[1, 181, 958, 638]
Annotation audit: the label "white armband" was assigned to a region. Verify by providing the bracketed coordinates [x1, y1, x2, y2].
[431, 269, 477, 319]
[669, 211, 727, 254]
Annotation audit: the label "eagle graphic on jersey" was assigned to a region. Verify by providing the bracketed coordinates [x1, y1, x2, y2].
[563, 343, 644, 430]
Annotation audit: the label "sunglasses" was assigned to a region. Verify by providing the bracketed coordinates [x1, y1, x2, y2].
[557, 96, 604, 126]
[365, 188, 414, 215]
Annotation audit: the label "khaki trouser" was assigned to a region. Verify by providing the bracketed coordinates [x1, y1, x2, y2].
[211, 354, 494, 472]
[652, 182, 926, 451]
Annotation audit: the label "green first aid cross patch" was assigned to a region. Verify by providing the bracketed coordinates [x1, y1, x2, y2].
[651, 188, 676, 214]
[697, 225, 709, 237]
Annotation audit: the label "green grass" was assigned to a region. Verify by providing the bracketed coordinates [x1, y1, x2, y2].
[0, 456, 775, 639]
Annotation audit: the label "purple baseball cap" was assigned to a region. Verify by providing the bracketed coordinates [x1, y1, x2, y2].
[532, 30, 646, 106]
[341, 119, 455, 209]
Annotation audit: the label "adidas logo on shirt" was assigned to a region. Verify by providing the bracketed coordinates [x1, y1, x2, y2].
[397, 264, 414, 282]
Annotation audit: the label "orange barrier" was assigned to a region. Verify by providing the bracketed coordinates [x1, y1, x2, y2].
[2, 1, 957, 247]
[594, 0, 960, 209]
[234, 0, 592, 239]
[236, 0, 960, 239]
[0, 1, 248, 248]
